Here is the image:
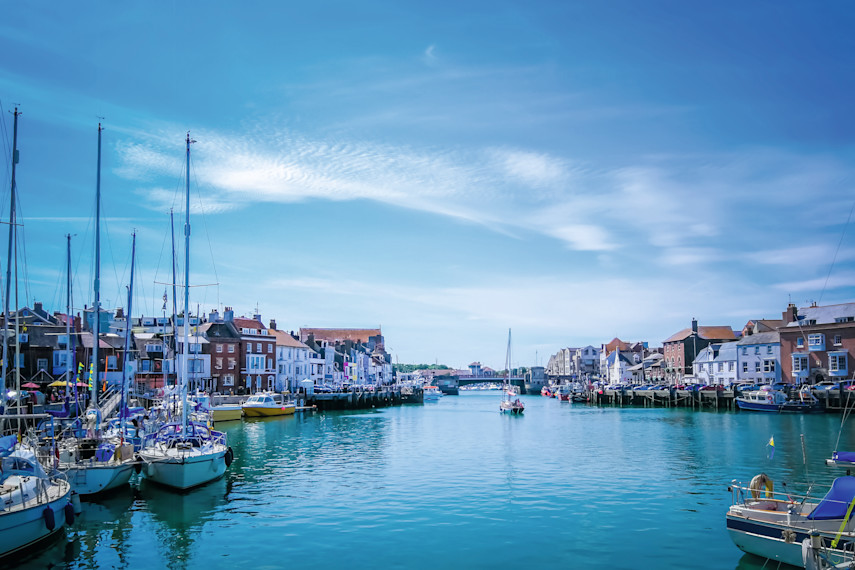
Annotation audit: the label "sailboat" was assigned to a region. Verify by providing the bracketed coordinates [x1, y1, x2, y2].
[138, 133, 232, 490]
[499, 329, 524, 414]
[57, 124, 136, 496]
[0, 108, 74, 559]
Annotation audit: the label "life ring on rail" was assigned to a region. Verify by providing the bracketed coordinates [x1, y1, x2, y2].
[749, 473, 774, 499]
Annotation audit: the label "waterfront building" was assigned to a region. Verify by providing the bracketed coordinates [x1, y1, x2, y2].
[176, 325, 211, 393]
[546, 345, 601, 382]
[693, 342, 738, 386]
[198, 312, 241, 395]
[779, 302, 855, 385]
[605, 350, 636, 385]
[232, 310, 276, 393]
[735, 331, 781, 385]
[631, 352, 664, 384]
[662, 320, 737, 383]
[268, 327, 311, 392]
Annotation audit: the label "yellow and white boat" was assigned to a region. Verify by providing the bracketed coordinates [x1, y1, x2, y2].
[241, 392, 296, 417]
[211, 404, 244, 422]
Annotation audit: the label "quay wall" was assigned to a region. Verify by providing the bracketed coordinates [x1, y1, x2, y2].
[582, 387, 855, 412]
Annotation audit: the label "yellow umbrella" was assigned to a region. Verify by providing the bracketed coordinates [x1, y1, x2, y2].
[48, 380, 69, 387]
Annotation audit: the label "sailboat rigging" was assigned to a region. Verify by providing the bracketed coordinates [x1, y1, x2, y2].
[138, 132, 231, 490]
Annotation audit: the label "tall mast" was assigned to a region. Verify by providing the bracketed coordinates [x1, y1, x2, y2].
[170, 209, 177, 386]
[2, 108, 19, 409]
[66, 234, 72, 400]
[182, 132, 194, 434]
[120, 232, 136, 438]
[92, 123, 102, 407]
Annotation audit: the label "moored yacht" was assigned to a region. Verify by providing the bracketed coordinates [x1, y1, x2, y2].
[241, 392, 296, 417]
[0, 432, 74, 559]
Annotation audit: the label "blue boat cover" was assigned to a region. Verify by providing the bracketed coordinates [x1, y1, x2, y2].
[834, 451, 855, 463]
[0, 434, 16, 456]
[808, 476, 855, 520]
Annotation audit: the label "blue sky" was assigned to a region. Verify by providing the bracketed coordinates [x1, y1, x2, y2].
[1, 2, 854, 369]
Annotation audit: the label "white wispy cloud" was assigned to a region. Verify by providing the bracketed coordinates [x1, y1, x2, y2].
[114, 123, 855, 279]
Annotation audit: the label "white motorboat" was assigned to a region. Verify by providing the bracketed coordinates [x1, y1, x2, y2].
[0, 433, 74, 559]
[727, 473, 855, 567]
[423, 386, 443, 401]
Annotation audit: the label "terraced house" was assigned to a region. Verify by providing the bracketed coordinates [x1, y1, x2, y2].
[780, 302, 855, 385]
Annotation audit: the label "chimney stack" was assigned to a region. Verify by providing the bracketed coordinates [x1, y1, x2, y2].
[783, 303, 798, 323]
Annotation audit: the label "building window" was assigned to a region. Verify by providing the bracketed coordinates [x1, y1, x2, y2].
[37, 358, 48, 371]
[223, 374, 234, 387]
[141, 360, 151, 372]
[754, 362, 761, 373]
[767, 345, 773, 354]
[742, 347, 747, 355]
[267, 376, 274, 391]
[754, 346, 760, 355]
[217, 344, 223, 353]
[797, 338, 804, 348]
[808, 334, 825, 351]
[830, 354, 848, 374]
[267, 344, 273, 353]
[228, 344, 235, 353]
[728, 362, 734, 372]
[256, 343, 262, 353]
[834, 335, 843, 346]
[717, 363, 723, 372]
[228, 358, 235, 369]
[742, 362, 748, 373]
[53, 352, 67, 367]
[792, 355, 809, 373]
[216, 357, 223, 369]
[763, 360, 776, 373]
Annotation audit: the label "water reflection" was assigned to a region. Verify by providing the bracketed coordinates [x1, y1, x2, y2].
[139, 477, 230, 570]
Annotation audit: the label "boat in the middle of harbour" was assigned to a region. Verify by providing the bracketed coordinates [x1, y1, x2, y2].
[241, 392, 296, 417]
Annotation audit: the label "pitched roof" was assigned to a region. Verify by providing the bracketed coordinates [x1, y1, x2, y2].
[300, 327, 381, 344]
[736, 331, 780, 345]
[603, 338, 629, 353]
[268, 329, 309, 349]
[663, 326, 736, 344]
[785, 302, 855, 327]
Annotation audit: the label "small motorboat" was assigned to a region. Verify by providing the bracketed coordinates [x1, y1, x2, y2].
[241, 392, 296, 417]
[540, 386, 553, 398]
[423, 386, 443, 401]
[735, 385, 824, 413]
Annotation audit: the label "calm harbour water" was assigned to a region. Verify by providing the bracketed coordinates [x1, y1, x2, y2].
[6, 390, 855, 569]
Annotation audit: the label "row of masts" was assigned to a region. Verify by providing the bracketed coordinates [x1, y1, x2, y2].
[2, 112, 194, 436]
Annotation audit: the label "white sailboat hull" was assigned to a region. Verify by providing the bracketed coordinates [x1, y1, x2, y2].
[63, 462, 135, 496]
[0, 479, 71, 559]
[140, 445, 227, 490]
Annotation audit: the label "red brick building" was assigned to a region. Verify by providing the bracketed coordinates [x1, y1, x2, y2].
[662, 319, 737, 383]
[779, 302, 855, 385]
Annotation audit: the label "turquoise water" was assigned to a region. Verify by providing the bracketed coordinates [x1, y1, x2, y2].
[6, 391, 855, 569]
